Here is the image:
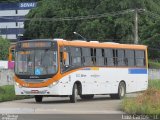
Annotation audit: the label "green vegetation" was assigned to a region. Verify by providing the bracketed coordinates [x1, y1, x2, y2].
[148, 80, 160, 90]
[122, 80, 160, 114]
[0, 85, 32, 102]
[0, 37, 10, 60]
[24, 0, 160, 59]
[149, 60, 160, 69]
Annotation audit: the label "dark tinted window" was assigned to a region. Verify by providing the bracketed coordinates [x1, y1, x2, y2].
[135, 50, 145, 67]
[82, 48, 93, 66]
[96, 49, 104, 66]
[125, 50, 135, 66]
[70, 47, 82, 66]
[104, 49, 114, 66]
[117, 49, 125, 66]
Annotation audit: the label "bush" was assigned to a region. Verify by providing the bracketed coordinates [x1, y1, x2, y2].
[0, 37, 10, 60]
[0, 85, 32, 102]
[148, 60, 160, 69]
[122, 80, 160, 114]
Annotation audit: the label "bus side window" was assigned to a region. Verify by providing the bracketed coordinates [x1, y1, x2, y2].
[82, 48, 93, 66]
[96, 48, 104, 66]
[117, 49, 125, 66]
[113, 49, 117, 66]
[125, 50, 135, 67]
[90, 48, 96, 65]
[135, 50, 145, 67]
[70, 47, 82, 67]
[104, 49, 114, 66]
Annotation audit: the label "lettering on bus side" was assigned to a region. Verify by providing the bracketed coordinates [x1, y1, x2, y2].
[76, 74, 87, 78]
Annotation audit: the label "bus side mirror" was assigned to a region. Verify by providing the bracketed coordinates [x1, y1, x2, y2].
[63, 51, 68, 62]
[8, 53, 12, 62]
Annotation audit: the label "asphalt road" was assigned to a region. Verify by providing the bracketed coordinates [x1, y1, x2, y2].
[0, 95, 123, 114]
[0, 94, 145, 120]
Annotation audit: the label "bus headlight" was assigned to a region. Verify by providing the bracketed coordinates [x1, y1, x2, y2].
[15, 82, 22, 88]
[52, 81, 58, 85]
[15, 82, 19, 86]
[49, 81, 59, 88]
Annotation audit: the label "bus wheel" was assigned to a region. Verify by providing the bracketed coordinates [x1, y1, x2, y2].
[35, 95, 43, 103]
[110, 82, 126, 99]
[70, 84, 78, 103]
[80, 95, 94, 100]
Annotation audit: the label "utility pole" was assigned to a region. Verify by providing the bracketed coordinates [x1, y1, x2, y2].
[134, 8, 138, 44]
[133, 8, 145, 44]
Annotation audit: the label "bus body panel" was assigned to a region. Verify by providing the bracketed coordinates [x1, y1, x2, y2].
[15, 67, 148, 96]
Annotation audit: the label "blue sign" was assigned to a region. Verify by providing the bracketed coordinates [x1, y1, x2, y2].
[19, 2, 37, 8]
[128, 68, 147, 74]
[0, 2, 37, 10]
[35, 68, 41, 75]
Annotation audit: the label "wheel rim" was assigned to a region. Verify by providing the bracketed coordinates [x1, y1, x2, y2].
[120, 85, 125, 97]
[74, 85, 78, 102]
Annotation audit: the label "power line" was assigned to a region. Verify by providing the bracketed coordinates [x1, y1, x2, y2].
[0, 9, 135, 21]
[0, 9, 160, 23]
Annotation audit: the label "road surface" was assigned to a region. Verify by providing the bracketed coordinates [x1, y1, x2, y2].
[0, 94, 144, 120]
[0, 95, 123, 114]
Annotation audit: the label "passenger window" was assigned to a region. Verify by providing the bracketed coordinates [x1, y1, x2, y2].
[135, 50, 145, 67]
[96, 48, 104, 66]
[104, 49, 114, 66]
[117, 49, 125, 66]
[125, 50, 135, 66]
[70, 47, 82, 66]
[82, 48, 93, 66]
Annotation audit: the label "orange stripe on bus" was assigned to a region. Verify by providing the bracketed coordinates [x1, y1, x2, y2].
[14, 68, 81, 88]
[15, 66, 147, 88]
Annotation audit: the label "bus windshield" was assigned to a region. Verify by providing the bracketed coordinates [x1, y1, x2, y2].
[15, 49, 58, 76]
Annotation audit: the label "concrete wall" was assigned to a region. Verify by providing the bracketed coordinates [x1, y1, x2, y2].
[0, 61, 8, 69]
[0, 69, 14, 86]
[0, 69, 160, 86]
[148, 69, 160, 80]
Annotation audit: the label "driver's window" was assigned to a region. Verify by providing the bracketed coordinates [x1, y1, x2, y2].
[60, 47, 70, 73]
[64, 52, 70, 66]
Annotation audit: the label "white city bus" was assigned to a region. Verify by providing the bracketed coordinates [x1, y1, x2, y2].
[13, 39, 148, 103]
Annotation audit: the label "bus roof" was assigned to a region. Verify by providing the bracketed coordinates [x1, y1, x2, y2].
[16, 39, 147, 50]
[57, 39, 147, 50]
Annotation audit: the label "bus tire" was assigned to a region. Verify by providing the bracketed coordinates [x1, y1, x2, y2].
[70, 84, 78, 103]
[80, 95, 94, 100]
[35, 95, 43, 103]
[110, 82, 126, 99]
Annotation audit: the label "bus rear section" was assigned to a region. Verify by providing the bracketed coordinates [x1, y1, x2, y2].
[14, 39, 148, 103]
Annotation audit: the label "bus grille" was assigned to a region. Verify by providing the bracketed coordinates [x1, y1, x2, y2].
[22, 79, 48, 83]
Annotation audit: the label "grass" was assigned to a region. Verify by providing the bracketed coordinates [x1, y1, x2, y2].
[0, 85, 32, 102]
[122, 80, 160, 114]
[148, 80, 160, 90]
